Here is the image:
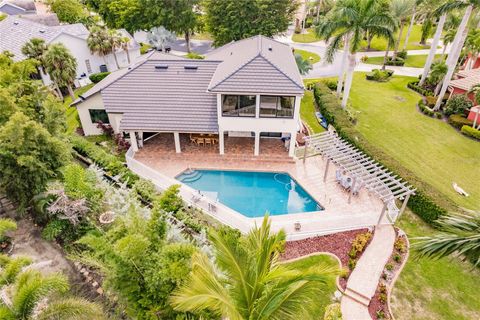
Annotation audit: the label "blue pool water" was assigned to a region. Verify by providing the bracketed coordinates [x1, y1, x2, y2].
[176, 170, 323, 217]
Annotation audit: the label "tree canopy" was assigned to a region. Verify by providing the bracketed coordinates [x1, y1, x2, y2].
[47, 0, 89, 24]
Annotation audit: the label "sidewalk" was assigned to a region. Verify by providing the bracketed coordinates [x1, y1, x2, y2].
[341, 224, 396, 320]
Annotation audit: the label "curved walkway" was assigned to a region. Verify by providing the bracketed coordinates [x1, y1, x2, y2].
[341, 224, 396, 320]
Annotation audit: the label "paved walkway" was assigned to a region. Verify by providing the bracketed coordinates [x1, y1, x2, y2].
[341, 224, 396, 320]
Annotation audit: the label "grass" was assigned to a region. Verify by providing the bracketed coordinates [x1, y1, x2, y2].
[365, 54, 444, 68]
[361, 25, 429, 51]
[391, 209, 480, 319]
[292, 28, 321, 43]
[284, 254, 339, 316]
[300, 90, 326, 134]
[294, 49, 321, 64]
[348, 72, 480, 209]
[64, 84, 94, 134]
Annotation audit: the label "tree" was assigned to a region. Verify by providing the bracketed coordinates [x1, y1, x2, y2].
[413, 212, 480, 267]
[43, 44, 78, 99]
[468, 83, 480, 105]
[203, 0, 297, 46]
[464, 28, 480, 69]
[120, 36, 132, 64]
[316, 0, 395, 108]
[295, 53, 313, 75]
[403, 0, 422, 51]
[147, 26, 176, 52]
[419, 13, 447, 86]
[427, 60, 448, 87]
[47, 0, 88, 24]
[171, 215, 336, 319]
[87, 26, 113, 69]
[85, 0, 143, 33]
[108, 29, 122, 69]
[0, 113, 69, 209]
[21, 38, 48, 76]
[390, 0, 415, 59]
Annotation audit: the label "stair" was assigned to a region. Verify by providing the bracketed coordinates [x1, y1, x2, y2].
[180, 171, 203, 183]
[344, 287, 371, 307]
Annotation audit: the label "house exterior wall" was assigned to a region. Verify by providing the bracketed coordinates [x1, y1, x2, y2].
[77, 92, 104, 135]
[451, 87, 476, 103]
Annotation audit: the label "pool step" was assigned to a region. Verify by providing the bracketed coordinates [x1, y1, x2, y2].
[180, 171, 203, 183]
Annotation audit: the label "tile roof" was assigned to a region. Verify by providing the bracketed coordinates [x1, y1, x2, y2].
[101, 56, 220, 133]
[0, 0, 36, 12]
[450, 73, 480, 91]
[206, 35, 304, 94]
[456, 68, 480, 79]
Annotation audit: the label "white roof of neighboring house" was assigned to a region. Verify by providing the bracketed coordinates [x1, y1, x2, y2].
[0, 15, 88, 60]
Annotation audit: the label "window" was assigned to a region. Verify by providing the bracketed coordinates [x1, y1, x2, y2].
[89, 109, 109, 124]
[222, 95, 256, 117]
[260, 96, 295, 118]
[85, 59, 92, 73]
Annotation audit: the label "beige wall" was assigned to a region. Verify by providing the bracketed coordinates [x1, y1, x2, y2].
[76, 92, 123, 136]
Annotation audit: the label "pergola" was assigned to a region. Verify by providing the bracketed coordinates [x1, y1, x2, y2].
[303, 131, 416, 224]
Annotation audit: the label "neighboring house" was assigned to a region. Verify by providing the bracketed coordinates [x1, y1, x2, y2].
[0, 15, 141, 85]
[72, 35, 304, 157]
[0, 0, 36, 15]
[449, 68, 480, 102]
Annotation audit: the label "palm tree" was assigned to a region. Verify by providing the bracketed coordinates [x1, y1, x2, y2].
[316, 0, 395, 108]
[403, 0, 423, 51]
[87, 26, 113, 68]
[427, 60, 448, 91]
[391, 0, 415, 59]
[464, 28, 480, 69]
[120, 36, 131, 64]
[295, 53, 313, 75]
[108, 29, 121, 69]
[43, 43, 78, 100]
[433, 0, 478, 110]
[21, 38, 48, 76]
[171, 216, 337, 319]
[413, 212, 480, 267]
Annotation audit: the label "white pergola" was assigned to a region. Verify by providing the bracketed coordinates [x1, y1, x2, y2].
[303, 131, 416, 224]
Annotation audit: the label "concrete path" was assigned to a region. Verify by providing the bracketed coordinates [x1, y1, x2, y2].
[341, 224, 396, 320]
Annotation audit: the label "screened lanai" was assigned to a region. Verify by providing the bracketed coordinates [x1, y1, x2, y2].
[303, 131, 416, 224]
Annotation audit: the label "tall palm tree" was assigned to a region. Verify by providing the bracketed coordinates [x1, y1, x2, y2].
[464, 28, 480, 69]
[108, 29, 121, 69]
[433, 0, 478, 110]
[295, 53, 313, 75]
[391, 0, 416, 59]
[403, 0, 423, 51]
[21, 38, 48, 76]
[120, 36, 131, 64]
[87, 26, 113, 68]
[316, 0, 395, 108]
[413, 212, 480, 267]
[171, 216, 337, 319]
[43, 43, 77, 100]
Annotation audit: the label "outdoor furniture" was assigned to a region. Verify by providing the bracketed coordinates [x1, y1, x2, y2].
[197, 138, 205, 146]
[189, 134, 198, 145]
[204, 138, 212, 146]
[294, 221, 301, 231]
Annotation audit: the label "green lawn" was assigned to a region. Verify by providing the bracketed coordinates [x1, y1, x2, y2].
[295, 49, 321, 64]
[300, 90, 326, 134]
[361, 25, 430, 51]
[292, 28, 321, 43]
[64, 84, 94, 134]
[348, 73, 480, 209]
[391, 209, 480, 320]
[365, 54, 444, 68]
[284, 254, 339, 317]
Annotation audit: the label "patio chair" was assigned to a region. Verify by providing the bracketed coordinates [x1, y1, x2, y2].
[197, 138, 205, 146]
[189, 134, 198, 145]
[204, 138, 212, 146]
[294, 221, 301, 231]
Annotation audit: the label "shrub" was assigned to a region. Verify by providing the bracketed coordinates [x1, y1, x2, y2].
[348, 258, 357, 270]
[313, 82, 451, 225]
[461, 125, 480, 140]
[366, 69, 393, 82]
[351, 232, 372, 254]
[132, 178, 157, 202]
[385, 263, 394, 271]
[394, 238, 407, 253]
[379, 292, 387, 303]
[425, 96, 437, 107]
[407, 81, 434, 96]
[376, 310, 386, 319]
[444, 94, 473, 116]
[324, 303, 342, 320]
[418, 99, 442, 118]
[89, 72, 110, 83]
[448, 114, 474, 130]
[379, 283, 387, 294]
[393, 254, 402, 263]
[360, 55, 369, 62]
[323, 80, 338, 91]
[155, 185, 183, 214]
[397, 50, 408, 59]
[185, 51, 204, 59]
[385, 56, 405, 66]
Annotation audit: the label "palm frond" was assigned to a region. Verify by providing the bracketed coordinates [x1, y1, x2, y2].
[37, 297, 106, 320]
[0, 219, 17, 238]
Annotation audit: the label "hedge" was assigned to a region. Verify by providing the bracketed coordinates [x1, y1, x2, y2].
[70, 135, 139, 186]
[407, 81, 434, 97]
[366, 69, 394, 82]
[461, 125, 480, 140]
[418, 99, 442, 119]
[89, 72, 110, 84]
[448, 114, 474, 130]
[313, 83, 450, 224]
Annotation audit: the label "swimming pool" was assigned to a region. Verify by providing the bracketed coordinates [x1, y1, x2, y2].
[176, 170, 323, 218]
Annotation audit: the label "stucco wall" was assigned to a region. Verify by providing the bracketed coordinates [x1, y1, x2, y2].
[76, 92, 124, 136]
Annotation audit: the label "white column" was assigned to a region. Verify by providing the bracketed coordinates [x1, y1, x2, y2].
[219, 130, 225, 155]
[173, 132, 181, 153]
[129, 131, 138, 152]
[254, 131, 260, 156]
[288, 131, 296, 157]
[138, 131, 144, 148]
[255, 94, 260, 118]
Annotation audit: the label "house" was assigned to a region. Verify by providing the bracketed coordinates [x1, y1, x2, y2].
[72, 35, 304, 157]
[449, 68, 480, 102]
[0, 0, 36, 15]
[0, 15, 141, 84]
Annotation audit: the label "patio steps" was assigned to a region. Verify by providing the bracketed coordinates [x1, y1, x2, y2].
[344, 287, 371, 307]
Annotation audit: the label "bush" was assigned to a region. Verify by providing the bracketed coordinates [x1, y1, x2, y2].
[448, 114, 473, 130]
[185, 51, 204, 59]
[351, 232, 372, 254]
[313, 83, 452, 225]
[366, 69, 393, 82]
[385, 263, 394, 271]
[132, 178, 157, 202]
[323, 80, 338, 91]
[394, 238, 407, 253]
[385, 56, 405, 66]
[407, 81, 434, 96]
[418, 99, 442, 118]
[155, 185, 183, 214]
[140, 42, 152, 54]
[324, 303, 342, 320]
[461, 125, 480, 140]
[444, 94, 473, 116]
[397, 50, 408, 59]
[89, 72, 110, 84]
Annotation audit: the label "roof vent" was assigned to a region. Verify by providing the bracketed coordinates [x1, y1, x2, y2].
[13, 21, 19, 25]
[184, 65, 198, 70]
[39, 29, 46, 33]
[268, 45, 272, 51]
[155, 64, 168, 70]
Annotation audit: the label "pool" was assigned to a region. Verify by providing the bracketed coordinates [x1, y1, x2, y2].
[176, 170, 323, 217]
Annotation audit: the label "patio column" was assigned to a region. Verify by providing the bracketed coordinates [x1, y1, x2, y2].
[254, 131, 260, 156]
[288, 131, 296, 157]
[219, 130, 225, 155]
[129, 131, 138, 152]
[173, 132, 181, 153]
